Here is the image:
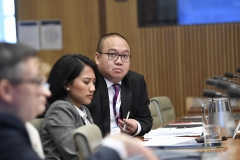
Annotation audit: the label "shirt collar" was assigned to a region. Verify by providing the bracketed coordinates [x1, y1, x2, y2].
[104, 78, 121, 88]
[74, 105, 86, 117]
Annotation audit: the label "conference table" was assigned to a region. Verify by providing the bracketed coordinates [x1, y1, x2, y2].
[138, 114, 240, 160]
[173, 137, 240, 160]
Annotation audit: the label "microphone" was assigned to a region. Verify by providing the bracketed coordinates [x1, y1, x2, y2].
[210, 80, 240, 98]
[213, 75, 228, 81]
[203, 89, 228, 98]
[236, 68, 240, 73]
[228, 87, 240, 98]
[214, 80, 232, 90]
[206, 78, 218, 86]
[205, 78, 234, 89]
[224, 72, 240, 78]
[205, 78, 239, 90]
[213, 75, 240, 84]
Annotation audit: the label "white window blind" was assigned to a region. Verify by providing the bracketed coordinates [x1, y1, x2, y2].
[0, 0, 16, 43]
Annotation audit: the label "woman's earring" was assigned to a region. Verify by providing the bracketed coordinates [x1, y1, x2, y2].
[67, 88, 70, 91]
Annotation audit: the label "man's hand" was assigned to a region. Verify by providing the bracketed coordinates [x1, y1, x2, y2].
[118, 118, 138, 134]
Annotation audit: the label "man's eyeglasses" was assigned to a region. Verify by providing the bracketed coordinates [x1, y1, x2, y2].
[98, 52, 131, 62]
[9, 78, 50, 89]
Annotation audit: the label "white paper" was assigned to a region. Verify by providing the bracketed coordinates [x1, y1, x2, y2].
[168, 122, 203, 126]
[183, 115, 203, 119]
[141, 137, 198, 147]
[40, 20, 62, 50]
[17, 21, 40, 50]
[233, 120, 240, 139]
[110, 126, 121, 134]
[143, 126, 203, 139]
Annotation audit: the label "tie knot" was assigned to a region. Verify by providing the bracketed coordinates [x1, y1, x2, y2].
[113, 84, 120, 92]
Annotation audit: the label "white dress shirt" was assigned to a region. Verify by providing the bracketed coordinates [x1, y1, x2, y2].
[104, 78, 122, 131]
[25, 122, 45, 159]
[104, 78, 141, 135]
[75, 105, 91, 125]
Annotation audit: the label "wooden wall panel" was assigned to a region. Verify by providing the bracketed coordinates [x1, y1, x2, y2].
[16, 0, 240, 117]
[105, 0, 240, 117]
[16, 0, 100, 65]
[104, 0, 142, 72]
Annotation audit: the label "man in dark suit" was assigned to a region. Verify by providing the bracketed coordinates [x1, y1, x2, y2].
[0, 42, 158, 160]
[0, 42, 50, 160]
[0, 110, 43, 160]
[88, 33, 153, 137]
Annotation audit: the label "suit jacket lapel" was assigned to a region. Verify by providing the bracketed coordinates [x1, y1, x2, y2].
[120, 82, 132, 119]
[84, 106, 94, 124]
[63, 97, 85, 126]
[98, 77, 111, 133]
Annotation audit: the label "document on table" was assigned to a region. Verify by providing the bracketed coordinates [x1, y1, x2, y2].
[183, 115, 203, 119]
[141, 137, 202, 148]
[168, 122, 203, 126]
[143, 126, 203, 139]
[165, 121, 203, 128]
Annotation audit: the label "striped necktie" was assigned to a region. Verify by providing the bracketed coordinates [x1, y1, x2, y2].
[112, 84, 120, 124]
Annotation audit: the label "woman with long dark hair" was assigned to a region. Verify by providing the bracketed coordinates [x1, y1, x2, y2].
[40, 54, 97, 160]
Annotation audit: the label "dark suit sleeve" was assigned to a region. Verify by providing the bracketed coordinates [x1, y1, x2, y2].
[0, 111, 42, 160]
[135, 74, 153, 135]
[87, 147, 121, 160]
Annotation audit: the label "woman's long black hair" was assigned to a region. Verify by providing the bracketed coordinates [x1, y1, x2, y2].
[47, 54, 97, 105]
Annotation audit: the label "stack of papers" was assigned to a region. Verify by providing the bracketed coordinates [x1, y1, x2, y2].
[141, 137, 203, 148]
[141, 127, 203, 148]
[165, 122, 203, 128]
[144, 126, 202, 138]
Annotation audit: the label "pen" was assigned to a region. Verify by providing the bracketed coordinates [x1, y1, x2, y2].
[123, 111, 130, 132]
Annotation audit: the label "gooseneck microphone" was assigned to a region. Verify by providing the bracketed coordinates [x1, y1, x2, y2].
[228, 87, 240, 98]
[224, 72, 240, 78]
[206, 80, 240, 98]
[206, 78, 218, 86]
[206, 79, 238, 90]
[214, 80, 232, 90]
[213, 75, 228, 81]
[205, 78, 233, 89]
[203, 89, 228, 98]
[236, 68, 240, 73]
[213, 75, 240, 84]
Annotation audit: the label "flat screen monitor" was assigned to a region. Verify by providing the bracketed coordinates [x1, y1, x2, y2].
[138, 0, 240, 27]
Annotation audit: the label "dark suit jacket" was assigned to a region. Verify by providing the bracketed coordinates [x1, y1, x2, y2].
[0, 110, 42, 160]
[0, 109, 121, 160]
[87, 70, 153, 137]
